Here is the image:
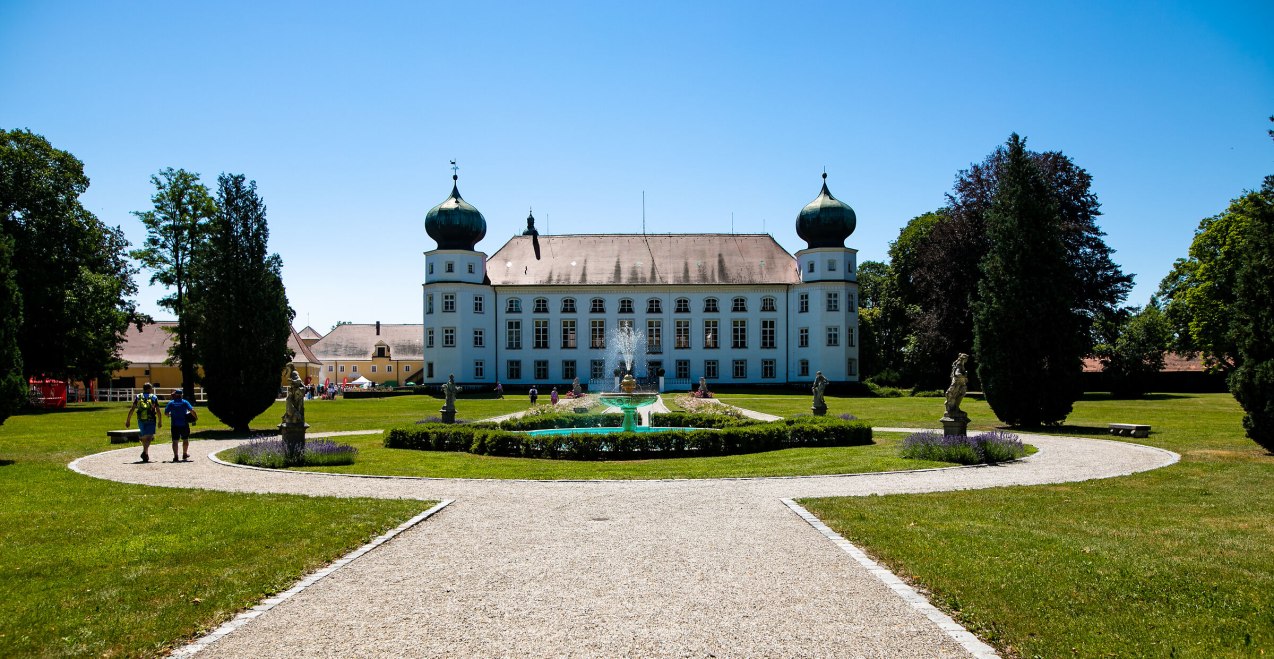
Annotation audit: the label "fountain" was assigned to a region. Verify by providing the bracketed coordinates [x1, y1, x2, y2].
[599, 373, 659, 432]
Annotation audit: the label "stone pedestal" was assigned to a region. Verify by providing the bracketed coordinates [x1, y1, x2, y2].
[279, 422, 310, 464]
[440, 406, 456, 424]
[940, 411, 969, 437]
[812, 404, 828, 417]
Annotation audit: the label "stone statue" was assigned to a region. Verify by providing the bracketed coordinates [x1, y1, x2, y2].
[572, 377, 582, 396]
[944, 354, 969, 417]
[811, 371, 829, 415]
[283, 370, 305, 425]
[620, 374, 637, 394]
[440, 374, 457, 424]
[698, 376, 709, 394]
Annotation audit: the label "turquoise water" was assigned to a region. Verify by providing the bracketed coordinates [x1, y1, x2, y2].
[525, 426, 697, 437]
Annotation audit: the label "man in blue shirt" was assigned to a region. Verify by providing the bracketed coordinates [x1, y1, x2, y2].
[125, 382, 161, 463]
[164, 389, 198, 462]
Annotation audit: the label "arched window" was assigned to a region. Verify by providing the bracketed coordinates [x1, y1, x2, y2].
[618, 298, 634, 314]
[647, 298, 662, 314]
[590, 298, 606, 313]
[506, 298, 522, 313]
[761, 296, 777, 312]
[731, 297, 747, 312]
[561, 297, 577, 313]
[674, 297, 690, 313]
[533, 297, 549, 313]
[703, 297, 719, 313]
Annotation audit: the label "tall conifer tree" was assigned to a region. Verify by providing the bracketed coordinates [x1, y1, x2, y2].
[193, 174, 293, 432]
[0, 234, 24, 423]
[973, 134, 1083, 426]
[1228, 177, 1274, 451]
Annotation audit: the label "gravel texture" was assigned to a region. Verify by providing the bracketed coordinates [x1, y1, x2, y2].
[71, 431, 1176, 658]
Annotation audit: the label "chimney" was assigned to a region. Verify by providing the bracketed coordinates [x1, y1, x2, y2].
[375, 321, 380, 335]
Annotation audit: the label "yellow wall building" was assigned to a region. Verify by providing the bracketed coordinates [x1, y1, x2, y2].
[310, 322, 423, 387]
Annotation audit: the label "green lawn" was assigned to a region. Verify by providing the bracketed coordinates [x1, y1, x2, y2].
[795, 392, 1274, 658]
[284, 431, 948, 479]
[0, 402, 430, 657]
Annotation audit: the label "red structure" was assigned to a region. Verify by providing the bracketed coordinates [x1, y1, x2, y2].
[28, 379, 67, 409]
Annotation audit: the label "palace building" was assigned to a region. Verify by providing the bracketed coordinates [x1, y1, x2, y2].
[421, 173, 860, 388]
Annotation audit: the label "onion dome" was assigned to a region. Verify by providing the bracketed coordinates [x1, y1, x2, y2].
[796, 173, 856, 249]
[425, 174, 487, 250]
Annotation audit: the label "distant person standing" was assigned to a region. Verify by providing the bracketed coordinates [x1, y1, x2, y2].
[550, 387, 559, 406]
[165, 389, 198, 462]
[495, 381, 503, 399]
[125, 383, 161, 463]
[528, 385, 538, 406]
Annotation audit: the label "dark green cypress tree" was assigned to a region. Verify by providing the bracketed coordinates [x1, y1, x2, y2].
[1228, 178, 1274, 451]
[194, 174, 293, 432]
[973, 134, 1083, 426]
[0, 233, 24, 424]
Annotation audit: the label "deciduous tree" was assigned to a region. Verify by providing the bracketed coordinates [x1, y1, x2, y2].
[1092, 302, 1172, 398]
[0, 234, 24, 423]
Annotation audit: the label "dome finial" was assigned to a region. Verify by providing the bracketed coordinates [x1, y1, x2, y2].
[450, 159, 459, 182]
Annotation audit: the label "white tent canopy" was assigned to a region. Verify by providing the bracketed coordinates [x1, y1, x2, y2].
[348, 375, 373, 388]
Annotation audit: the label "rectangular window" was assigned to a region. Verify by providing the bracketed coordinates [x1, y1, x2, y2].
[473, 295, 484, 313]
[731, 319, 747, 349]
[762, 359, 776, 379]
[375, 345, 389, 358]
[675, 360, 690, 379]
[761, 319, 776, 349]
[827, 326, 840, 347]
[534, 360, 548, 380]
[849, 293, 857, 309]
[507, 360, 521, 380]
[475, 360, 484, 379]
[445, 262, 454, 273]
[590, 359, 605, 379]
[618, 318, 634, 332]
[404, 365, 411, 373]
[473, 329, 484, 348]
[704, 360, 719, 379]
[848, 327, 855, 347]
[426, 294, 434, 314]
[561, 319, 577, 349]
[808, 261, 815, 273]
[443, 328, 455, 347]
[563, 360, 576, 380]
[828, 259, 837, 272]
[426, 328, 435, 348]
[798, 327, 808, 348]
[704, 298, 719, 313]
[590, 319, 606, 349]
[427, 362, 434, 379]
[799, 359, 809, 377]
[442, 293, 456, 312]
[351, 365, 358, 372]
[826, 292, 839, 312]
[798, 293, 809, 313]
[533, 298, 548, 313]
[761, 296, 776, 312]
[327, 365, 333, 372]
[339, 365, 345, 373]
[561, 298, 577, 313]
[674, 320, 690, 349]
[732, 360, 747, 379]
[506, 320, 521, 349]
[533, 319, 549, 349]
[704, 320, 718, 349]
[590, 298, 605, 313]
[371, 365, 377, 373]
[647, 320, 662, 353]
[387, 365, 393, 373]
[847, 358, 858, 376]
[468, 262, 475, 274]
[674, 298, 690, 313]
[731, 297, 747, 312]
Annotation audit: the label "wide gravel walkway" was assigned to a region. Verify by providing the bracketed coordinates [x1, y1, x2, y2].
[72, 432, 1176, 658]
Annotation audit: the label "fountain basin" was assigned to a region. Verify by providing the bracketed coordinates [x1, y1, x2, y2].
[526, 426, 698, 437]
[597, 392, 660, 432]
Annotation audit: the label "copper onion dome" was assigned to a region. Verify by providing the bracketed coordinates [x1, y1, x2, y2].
[796, 173, 856, 249]
[425, 174, 487, 250]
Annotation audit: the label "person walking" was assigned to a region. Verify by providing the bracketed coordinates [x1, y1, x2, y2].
[550, 387, 559, 406]
[125, 383, 161, 463]
[164, 389, 198, 462]
[528, 385, 538, 406]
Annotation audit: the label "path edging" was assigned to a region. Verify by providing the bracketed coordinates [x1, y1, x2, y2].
[168, 498, 454, 658]
[781, 498, 1000, 659]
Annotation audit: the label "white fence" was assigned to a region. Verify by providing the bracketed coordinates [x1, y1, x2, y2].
[95, 387, 207, 403]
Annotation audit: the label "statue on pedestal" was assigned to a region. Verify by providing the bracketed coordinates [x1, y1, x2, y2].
[572, 377, 583, 397]
[280, 370, 309, 464]
[941, 353, 971, 436]
[440, 374, 457, 424]
[811, 371, 829, 416]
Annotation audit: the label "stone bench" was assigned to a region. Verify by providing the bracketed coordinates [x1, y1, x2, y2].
[107, 429, 140, 444]
[1108, 423, 1151, 438]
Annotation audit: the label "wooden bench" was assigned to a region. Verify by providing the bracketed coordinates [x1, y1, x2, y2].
[107, 429, 140, 444]
[1108, 423, 1151, 438]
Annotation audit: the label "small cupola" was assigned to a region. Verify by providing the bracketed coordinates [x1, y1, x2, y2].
[796, 172, 857, 249]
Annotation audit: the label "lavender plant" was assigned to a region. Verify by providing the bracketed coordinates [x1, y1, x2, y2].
[900, 430, 1025, 465]
[227, 436, 358, 468]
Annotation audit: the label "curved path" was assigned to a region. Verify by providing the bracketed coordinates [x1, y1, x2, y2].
[72, 433, 1176, 658]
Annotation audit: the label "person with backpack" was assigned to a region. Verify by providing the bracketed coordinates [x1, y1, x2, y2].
[125, 383, 161, 463]
[165, 389, 198, 462]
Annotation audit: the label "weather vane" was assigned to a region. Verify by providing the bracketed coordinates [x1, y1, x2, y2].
[450, 159, 459, 179]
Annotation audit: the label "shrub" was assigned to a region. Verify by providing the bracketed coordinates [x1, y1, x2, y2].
[226, 437, 358, 468]
[899, 430, 1026, 465]
[649, 411, 756, 429]
[383, 417, 873, 461]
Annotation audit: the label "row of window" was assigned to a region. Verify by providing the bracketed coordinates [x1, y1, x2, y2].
[427, 292, 856, 315]
[424, 319, 853, 350]
[428, 261, 477, 275]
[422, 358, 858, 382]
[325, 363, 412, 374]
[807, 258, 850, 273]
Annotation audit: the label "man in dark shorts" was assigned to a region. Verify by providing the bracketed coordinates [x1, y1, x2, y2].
[164, 389, 198, 462]
[125, 383, 161, 463]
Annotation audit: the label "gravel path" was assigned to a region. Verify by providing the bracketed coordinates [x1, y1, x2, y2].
[71, 432, 1176, 658]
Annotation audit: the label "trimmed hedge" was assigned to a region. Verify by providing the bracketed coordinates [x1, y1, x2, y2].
[384, 417, 872, 461]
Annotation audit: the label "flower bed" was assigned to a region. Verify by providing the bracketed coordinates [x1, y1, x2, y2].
[225, 437, 359, 468]
[899, 430, 1026, 465]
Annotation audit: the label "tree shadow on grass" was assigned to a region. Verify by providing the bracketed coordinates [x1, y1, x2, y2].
[0, 459, 14, 467]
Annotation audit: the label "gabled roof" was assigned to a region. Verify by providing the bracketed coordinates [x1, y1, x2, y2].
[487, 234, 801, 286]
[309, 324, 424, 361]
[297, 325, 324, 341]
[288, 327, 320, 365]
[118, 321, 177, 364]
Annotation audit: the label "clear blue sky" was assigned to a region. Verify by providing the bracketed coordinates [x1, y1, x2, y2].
[3, 1, 1271, 333]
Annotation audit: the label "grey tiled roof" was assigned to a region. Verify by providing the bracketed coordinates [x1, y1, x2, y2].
[310, 324, 423, 361]
[487, 234, 800, 286]
[117, 322, 320, 365]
